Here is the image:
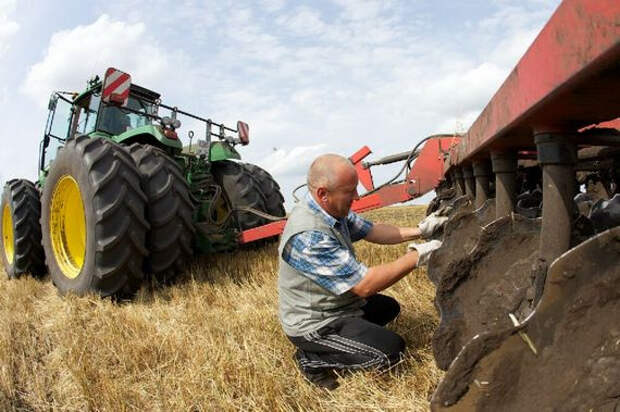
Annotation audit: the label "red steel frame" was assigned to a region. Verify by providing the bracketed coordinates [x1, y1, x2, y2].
[349, 136, 460, 213]
[240, 0, 619, 245]
[447, 0, 620, 167]
[239, 135, 459, 244]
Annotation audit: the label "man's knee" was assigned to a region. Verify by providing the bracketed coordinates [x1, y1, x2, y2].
[363, 294, 401, 326]
[384, 332, 406, 364]
[383, 295, 401, 321]
[381, 295, 400, 324]
[363, 327, 406, 368]
[360, 332, 405, 370]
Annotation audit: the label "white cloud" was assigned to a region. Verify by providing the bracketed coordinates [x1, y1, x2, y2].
[419, 61, 508, 114]
[261, 0, 286, 13]
[435, 110, 481, 135]
[248, 144, 327, 208]
[0, 86, 8, 106]
[21, 14, 185, 106]
[276, 7, 328, 36]
[254, 144, 327, 178]
[4, 1, 563, 208]
[332, 0, 386, 21]
[0, 0, 19, 58]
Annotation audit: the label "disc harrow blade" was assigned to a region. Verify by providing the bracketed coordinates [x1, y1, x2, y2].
[432, 213, 542, 370]
[431, 227, 620, 411]
[428, 199, 496, 285]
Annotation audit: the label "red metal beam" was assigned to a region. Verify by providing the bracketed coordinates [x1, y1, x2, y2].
[239, 220, 287, 244]
[351, 183, 411, 213]
[349, 146, 374, 191]
[408, 136, 460, 195]
[240, 137, 456, 244]
[449, 0, 620, 167]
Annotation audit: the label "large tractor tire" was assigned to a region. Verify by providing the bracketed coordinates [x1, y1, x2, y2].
[41, 136, 148, 297]
[0, 179, 46, 278]
[127, 143, 195, 282]
[243, 163, 286, 219]
[211, 160, 284, 231]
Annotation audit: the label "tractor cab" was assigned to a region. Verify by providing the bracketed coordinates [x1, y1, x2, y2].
[38, 67, 249, 187]
[72, 83, 160, 138]
[101, 92, 154, 134]
[39, 75, 164, 183]
[73, 78, 160, 140]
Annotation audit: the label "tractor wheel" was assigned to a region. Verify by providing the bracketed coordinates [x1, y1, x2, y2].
[243, 163, 286, 219]
[127, 143, 195, 283]
[211, 160, 269, 230]
[41, 135, 148, 297]
[0, 179, 46, 278]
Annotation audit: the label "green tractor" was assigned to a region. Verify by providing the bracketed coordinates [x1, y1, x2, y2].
[0, 68, 285, 297]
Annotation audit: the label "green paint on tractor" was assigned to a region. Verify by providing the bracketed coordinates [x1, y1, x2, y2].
[2, 67, 284, 297]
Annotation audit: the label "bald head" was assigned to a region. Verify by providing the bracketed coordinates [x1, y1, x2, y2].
[307, 154, 356, 190]
[307, 154, 359, 218]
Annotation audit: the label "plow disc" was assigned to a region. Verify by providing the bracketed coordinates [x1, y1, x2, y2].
[432, 213, 542, 370]
[431, 226, 620, 411]
[436, 195, 474, 218]
[427, 199, 495, 285]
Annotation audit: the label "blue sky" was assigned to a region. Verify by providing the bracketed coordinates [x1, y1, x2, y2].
[0, 0, 561, 207]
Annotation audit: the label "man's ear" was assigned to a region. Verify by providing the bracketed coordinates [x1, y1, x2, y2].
[316, 187, 328, 202]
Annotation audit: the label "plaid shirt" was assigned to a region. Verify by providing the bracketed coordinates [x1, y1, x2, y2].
[281, 194, 373, 295]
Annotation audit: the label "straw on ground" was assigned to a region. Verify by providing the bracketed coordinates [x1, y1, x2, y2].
[0, 206, 441, 411]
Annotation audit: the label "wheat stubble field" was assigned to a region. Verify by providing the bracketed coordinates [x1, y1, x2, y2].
[0, 206, 442, 411]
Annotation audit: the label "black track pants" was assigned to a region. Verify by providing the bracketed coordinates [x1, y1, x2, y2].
[288, 294, 405, 373]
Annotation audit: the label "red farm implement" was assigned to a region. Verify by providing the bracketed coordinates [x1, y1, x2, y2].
[426, 0, 619, 409]
[239, 136, 461, 244]
[241, 0, 620, 409]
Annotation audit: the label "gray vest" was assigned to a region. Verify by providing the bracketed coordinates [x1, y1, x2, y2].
[278, 200, 365, 337]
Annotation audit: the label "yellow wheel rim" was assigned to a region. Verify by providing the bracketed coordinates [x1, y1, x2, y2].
[2, 203, 14, 265]
[50, 176, 86, 279]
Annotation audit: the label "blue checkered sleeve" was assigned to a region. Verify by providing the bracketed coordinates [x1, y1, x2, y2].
[346, 211, 373, 242]
[281, 230, 368, 295]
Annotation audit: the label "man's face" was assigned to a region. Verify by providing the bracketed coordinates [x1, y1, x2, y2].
[322, 168, 359, 219]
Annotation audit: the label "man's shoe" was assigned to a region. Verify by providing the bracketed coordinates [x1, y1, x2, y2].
[301, 368, 340, 390]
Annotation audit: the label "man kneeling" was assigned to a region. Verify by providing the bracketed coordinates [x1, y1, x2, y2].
[278, 154, 445, 390]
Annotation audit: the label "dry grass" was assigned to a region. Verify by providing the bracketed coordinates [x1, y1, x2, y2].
[0, 206, 442, 411]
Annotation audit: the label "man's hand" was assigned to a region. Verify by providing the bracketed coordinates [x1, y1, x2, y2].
[408, 240, 442, 266]
[417, 212, 449, 238]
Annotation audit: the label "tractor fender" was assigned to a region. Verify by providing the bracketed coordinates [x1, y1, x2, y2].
[111, 125, 183, 151]
[209, 141, 241, 162]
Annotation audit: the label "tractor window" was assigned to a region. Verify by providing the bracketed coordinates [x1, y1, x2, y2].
[41, 95, 72, 170]
[44, 136, 64, 170]
[98, 105, 132, 136]
[125, 96, 154, 128]
[97, 96, 152, 136]
[79, 93, 101, 135]
[48, 96, 73, 140]
[74, 92, 101, 135]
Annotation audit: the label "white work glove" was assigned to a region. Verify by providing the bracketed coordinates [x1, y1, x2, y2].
[417, 212, 449, 238]
[408, 240, 442, 267]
